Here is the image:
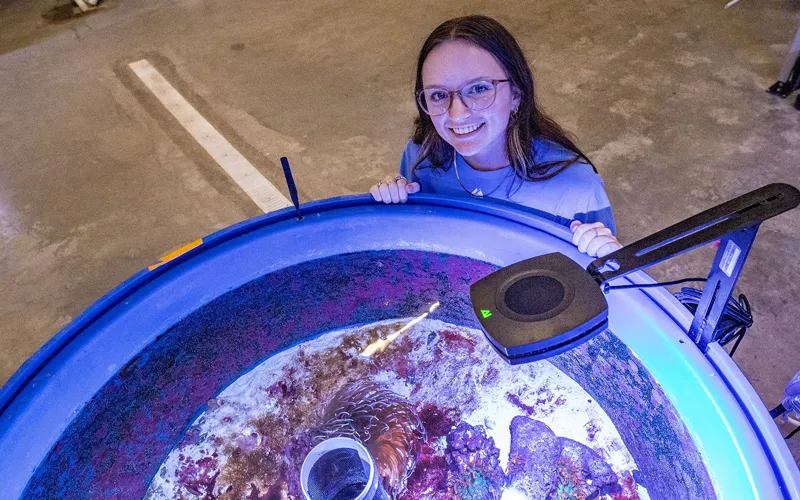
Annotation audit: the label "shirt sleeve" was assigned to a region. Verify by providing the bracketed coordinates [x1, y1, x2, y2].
[571, 175, 617, 236]
[398, 140, 422, 183]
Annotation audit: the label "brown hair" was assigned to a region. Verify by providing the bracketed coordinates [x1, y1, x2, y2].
[411, 15, 595, 185]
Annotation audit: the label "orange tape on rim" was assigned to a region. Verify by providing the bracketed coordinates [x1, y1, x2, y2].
[148, 238, 203, 271]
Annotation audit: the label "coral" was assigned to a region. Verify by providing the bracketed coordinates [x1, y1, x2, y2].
[445, 422, 504, 500]
[314, 380, 426, 497]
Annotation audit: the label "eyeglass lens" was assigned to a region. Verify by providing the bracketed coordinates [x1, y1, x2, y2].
[419, 81, 498, 115]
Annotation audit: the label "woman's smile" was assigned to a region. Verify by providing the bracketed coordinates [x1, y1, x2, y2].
[449, 122, 485, 137]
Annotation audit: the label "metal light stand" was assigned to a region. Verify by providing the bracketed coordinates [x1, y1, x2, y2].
[588, 184, 800, 353]
[767, 23, 800, 110]
[689, 225, 757, 351]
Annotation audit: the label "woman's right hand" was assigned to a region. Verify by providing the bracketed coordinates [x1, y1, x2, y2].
[570, 221, 621, 257]
[369, 175, 421, 204]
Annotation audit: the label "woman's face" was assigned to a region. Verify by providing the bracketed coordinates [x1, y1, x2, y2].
[422, 39, 519, 170]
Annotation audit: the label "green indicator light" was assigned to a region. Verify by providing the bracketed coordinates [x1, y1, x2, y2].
[481, 309, 492, 319]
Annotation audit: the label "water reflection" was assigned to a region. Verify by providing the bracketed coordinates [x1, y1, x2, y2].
[362, 302, 441, 357]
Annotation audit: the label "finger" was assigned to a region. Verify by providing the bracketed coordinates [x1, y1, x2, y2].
[378, 182, 392, 204]
[406, 182, 421, 194]
[572, 222, 605, 246]
[571, 222, 604, 243]
[578, 226, 613, 253]
[577, 228, 599, 253]
[382, 175, 399, 203]
[571, 220, 607, 232]
[369, 184, 381, 202]
[388, 181, 401, 203]
[596, 241, 623, 258]
[396, 178, 409, 203]
[586, 235, 618, 257]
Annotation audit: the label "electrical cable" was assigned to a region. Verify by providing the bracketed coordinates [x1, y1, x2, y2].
[771, 404, 787, 419]
[674, 287, 753, 356]
[603, 277, 753, 357]
[602, 277, 707, 292]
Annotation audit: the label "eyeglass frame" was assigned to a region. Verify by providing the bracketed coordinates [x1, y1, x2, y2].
[416, 79, 512, 116]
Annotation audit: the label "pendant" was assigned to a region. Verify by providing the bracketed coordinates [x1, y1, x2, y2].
[471, 188, 484, 198]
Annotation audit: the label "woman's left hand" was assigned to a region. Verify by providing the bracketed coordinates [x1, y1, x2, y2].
[570, 221, 622, 257]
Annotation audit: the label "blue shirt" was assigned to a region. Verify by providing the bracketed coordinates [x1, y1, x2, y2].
[398, 139, 616, 235]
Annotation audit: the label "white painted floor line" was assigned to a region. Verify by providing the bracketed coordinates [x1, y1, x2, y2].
[128, 59, 291, 213]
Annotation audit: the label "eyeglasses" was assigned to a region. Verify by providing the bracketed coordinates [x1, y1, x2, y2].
[416, 79, 511, 116]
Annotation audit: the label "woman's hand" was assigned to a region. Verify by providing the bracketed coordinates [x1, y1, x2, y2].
[369, 175, 421, 204]
[570, 221, 622, 257]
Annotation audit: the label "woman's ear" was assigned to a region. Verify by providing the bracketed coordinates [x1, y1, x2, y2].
[511, 87, 522, 112]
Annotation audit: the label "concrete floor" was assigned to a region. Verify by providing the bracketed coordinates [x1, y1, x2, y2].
[1, 0, 799, 461]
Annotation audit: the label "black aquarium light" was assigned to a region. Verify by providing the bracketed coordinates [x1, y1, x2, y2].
[470, 183, 800, 364]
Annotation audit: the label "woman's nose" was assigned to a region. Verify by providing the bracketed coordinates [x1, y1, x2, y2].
[448, 94, 471, 119]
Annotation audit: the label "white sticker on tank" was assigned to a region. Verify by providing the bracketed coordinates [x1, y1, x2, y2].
[719, 240, 741, 277]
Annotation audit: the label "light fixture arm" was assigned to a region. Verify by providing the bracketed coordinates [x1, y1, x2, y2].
[587, 183, 800, 352]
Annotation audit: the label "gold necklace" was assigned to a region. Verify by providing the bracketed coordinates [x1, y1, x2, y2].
[453, 153, 512, 199]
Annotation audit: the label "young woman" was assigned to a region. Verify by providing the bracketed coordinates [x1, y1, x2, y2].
[370, 15, 621, 258]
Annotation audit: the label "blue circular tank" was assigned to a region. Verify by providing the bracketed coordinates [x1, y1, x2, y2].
[0, 195, 797, 499]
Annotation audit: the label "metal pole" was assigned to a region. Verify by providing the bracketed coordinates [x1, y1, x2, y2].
[768, 23, 800, 98]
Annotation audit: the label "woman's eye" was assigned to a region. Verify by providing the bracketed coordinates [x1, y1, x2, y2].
[466, 83, 492, 95]
[427, 90, 448, 102]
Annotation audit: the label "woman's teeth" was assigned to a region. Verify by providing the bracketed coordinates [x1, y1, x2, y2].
[451, 124, 483, 135]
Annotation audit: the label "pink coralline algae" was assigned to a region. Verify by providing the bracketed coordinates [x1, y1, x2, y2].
[174, 454, 220, 499]
[417, 403, 460, 440]
[398, 442, 450, 499]
[606, 472, 642, 500]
